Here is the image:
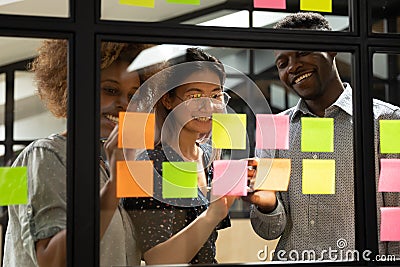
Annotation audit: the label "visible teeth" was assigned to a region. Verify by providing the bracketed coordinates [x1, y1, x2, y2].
[194, 116, 211, 121]
[105, 114, 119, 123]
[295, 72, 312, 84]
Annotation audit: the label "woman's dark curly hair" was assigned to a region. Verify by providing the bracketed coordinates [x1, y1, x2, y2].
[30, 40, 152, 118]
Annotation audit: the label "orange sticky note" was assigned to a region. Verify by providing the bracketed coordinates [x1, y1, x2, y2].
[254, 158, 291, 191]
[119, 112, 155, 149]
[119, 0, 155, 8]
[380, 207, 400, 241]
[116, 161, 154, 198]
[300, 0, 332, 13]
[302, 159, 335, 194]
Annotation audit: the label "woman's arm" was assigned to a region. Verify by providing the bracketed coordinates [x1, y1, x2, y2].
[36, 127, 121, 267]
[143, 196, 236, 265]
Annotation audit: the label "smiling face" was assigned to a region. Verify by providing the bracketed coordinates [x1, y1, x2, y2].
[274, 50, 337, 101]
[100, 61, 140, 138]
[164, 70, 223, 137]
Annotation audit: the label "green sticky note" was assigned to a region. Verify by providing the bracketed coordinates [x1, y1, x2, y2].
[301, 117, 334, 152]
[300, 0, 332, 13]
[212, 113, 247, 149]
[380, 120, 400, 153]
[162, 162, 197, 198]
[302, 159, 335, 194]
[166, 0, 200, 5]
[0, 167, 28, 205]
[119, 0, 155, 8]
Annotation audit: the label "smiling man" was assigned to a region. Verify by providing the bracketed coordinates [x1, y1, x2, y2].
[244, 12, 400, 261]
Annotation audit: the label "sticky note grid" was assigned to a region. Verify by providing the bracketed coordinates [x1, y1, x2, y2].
[378, 119, 400, 242]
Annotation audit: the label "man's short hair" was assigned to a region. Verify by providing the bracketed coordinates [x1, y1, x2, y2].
[274, 12, 332, 31]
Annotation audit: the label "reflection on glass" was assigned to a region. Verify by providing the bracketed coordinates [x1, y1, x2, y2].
[0, 0, 68, 17]
[373, 53, 400, 106]
[14, 71, 66, 140]
[371, 0, 400, 34]
[253, 12, 349, 31]
[371, 52, 400, 259]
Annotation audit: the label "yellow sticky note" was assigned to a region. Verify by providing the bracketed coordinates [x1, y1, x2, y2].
[0, 167, 28, 205]
[301, 117, 334, 152]
[212, 113, 247, 149]
[254, 158, 291, 191]
[119, 0, 155, 8]
[380, 120, 400, 153]
[117, 161, 153, 198]
[119, 112, 155, 149]
[300, 0, 332, 13]
[302, 159, 335, 194]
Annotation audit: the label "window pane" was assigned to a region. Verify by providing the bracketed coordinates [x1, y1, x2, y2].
[101, 0, 351, 32]
[371, 52, 400, 259]
[371, 0, 400, 34]
[0, 0, 69, 18]
[109, 42, 356, 264]
[1, 38, 69, 266]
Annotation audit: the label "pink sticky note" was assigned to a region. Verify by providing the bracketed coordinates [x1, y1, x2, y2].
[254, 0, 286, 9]
[378, 159, 400, 192]
[212, 160, 248, 196]
[380, 207, 400, 241]
[256, 114, 289, 150]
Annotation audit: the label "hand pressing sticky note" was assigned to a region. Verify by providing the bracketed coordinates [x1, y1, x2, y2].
[378, 159, 400, 192]
[302, 159, 335, 194]
[301, 117, 334, 152]
[256, 114, 289, 150]
[0, 167, 28, 205]
[300, 0, 332, 13]
[379, 120, 400, 153]
[212, 160, 248, 196]
[254, 158, 291, 191]
[254, 0, 286, 9]
[119, 112, 155, 149]
[380, 207, 400, 241]
[166, 0, 200, 5]
[117, 161, 153, 198]
[162, 162, 198, 198]
[212, 113, 247, 150]
[119, 0, 155, 8]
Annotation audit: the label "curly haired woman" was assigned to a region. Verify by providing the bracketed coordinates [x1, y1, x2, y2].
[3, 40, 151, 267]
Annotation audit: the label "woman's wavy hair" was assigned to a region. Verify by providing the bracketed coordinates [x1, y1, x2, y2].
[30, 40, 153, 118]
